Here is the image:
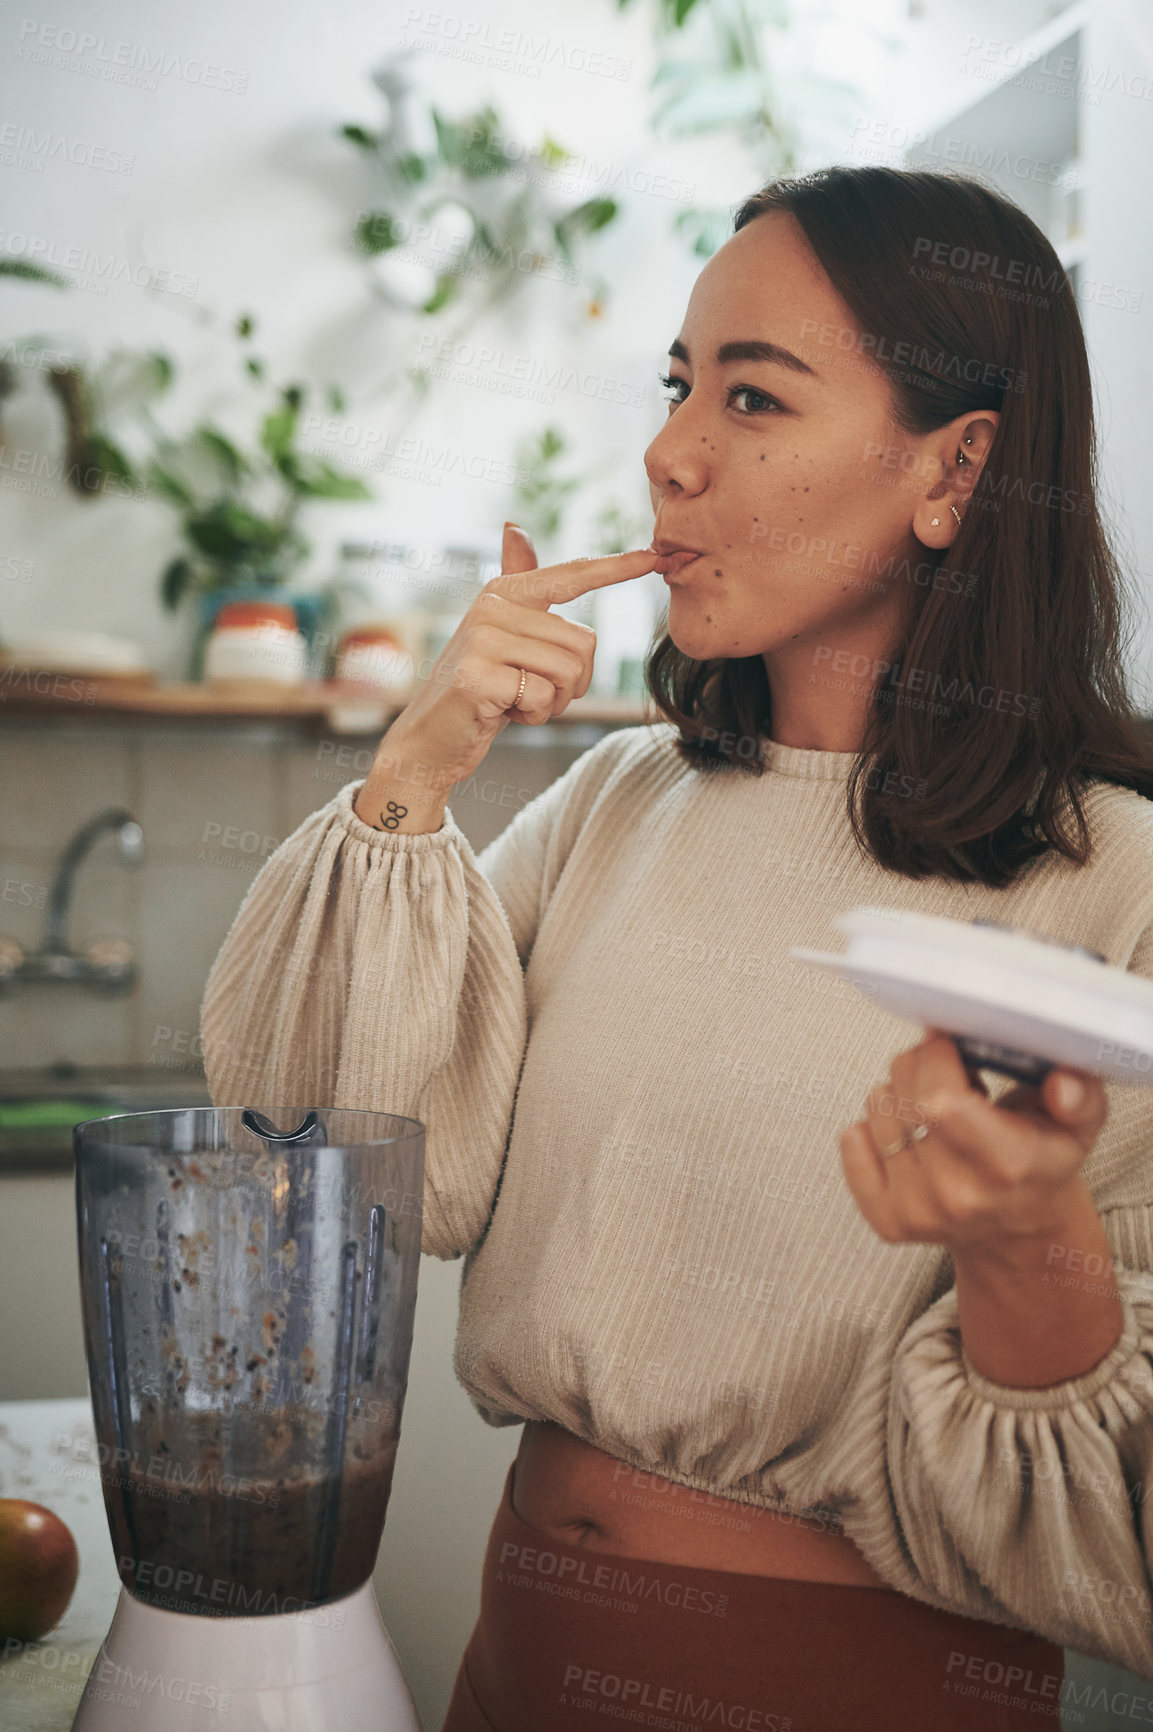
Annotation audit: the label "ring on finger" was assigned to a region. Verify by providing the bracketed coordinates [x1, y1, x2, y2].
[878, 1121, 931, 1159]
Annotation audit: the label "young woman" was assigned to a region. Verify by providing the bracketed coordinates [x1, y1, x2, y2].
[202, 166, 1153, 1729]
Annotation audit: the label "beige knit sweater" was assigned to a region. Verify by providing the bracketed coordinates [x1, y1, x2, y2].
[201, 724, 1153, 1675]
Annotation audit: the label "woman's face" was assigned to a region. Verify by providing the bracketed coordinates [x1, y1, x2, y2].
[643, 209, 947, 671]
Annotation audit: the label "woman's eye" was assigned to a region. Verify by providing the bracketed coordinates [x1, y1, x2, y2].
[656, 373, 782, 415]
[730, 386, 782, 414]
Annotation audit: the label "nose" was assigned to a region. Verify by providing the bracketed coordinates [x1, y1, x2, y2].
[643, 402, 709, 503]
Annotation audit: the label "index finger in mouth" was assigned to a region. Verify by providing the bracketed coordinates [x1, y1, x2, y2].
[494, 548, 657, 610]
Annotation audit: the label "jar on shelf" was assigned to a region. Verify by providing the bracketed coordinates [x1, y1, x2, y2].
[203, 601, 308, 686]
[333, 625, 415, 699]
[334, 538, 495, 680]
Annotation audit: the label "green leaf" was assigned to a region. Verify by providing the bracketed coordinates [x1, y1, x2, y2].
[397, 151, 427, 183]
[340, 123, 378, 149]
[355, 211, 403, 255]
[83, 434, 135, 487]
[288, 459, 374, 500]
[652, 66, 768, 134]
[146, 462, 197, 509]
[431, 108, 466, 167]
[185, 499, 288, 562]
[0, 257, 70, 289]
[470, 220, 502, 264]
[434, 104, 512, 178]
[236, 313, 255, 338]
[260, 402, 297, 462]
[558, 198, 618, 240]
[192, 424, 247, 485]
[539, 135, 571, 169]
[674, 0, 704, 22]
[85, 348, 173, 422]
[673, 204, 737, 259]
[161, 556, 194, 611]
[421, 272, 458, 315]
[245, 357, 263, 380]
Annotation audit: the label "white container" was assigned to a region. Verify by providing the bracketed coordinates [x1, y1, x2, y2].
[204, 606, 308, 686]
[334, 633, 415, 696]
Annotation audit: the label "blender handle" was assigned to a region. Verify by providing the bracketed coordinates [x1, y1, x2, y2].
[241, 1108, 328, 1146]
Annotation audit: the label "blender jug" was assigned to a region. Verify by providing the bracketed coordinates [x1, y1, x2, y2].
[70, 1106, 425, 1731]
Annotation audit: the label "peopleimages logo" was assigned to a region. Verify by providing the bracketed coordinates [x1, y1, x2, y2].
[0, 229, 197, 296]
[14, 20, 248, 93]
[560, 1662, 793, 1727]
[811, 645, 1041, 719]
[0, 122, 135, 173]
[499, 1540, 729, 1616]
[69, 1651, 232, 1714]
[911, 236, 1063, 296]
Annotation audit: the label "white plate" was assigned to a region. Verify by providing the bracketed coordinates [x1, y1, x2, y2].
[790, 906, 1153, 1084]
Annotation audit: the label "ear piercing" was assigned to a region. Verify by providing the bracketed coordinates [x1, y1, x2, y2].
[936, 439, 974, 527]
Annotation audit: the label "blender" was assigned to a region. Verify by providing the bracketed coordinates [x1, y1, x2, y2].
[68, 1105, 425, 1730]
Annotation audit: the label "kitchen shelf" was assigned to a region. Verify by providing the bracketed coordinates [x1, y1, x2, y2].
[0, 676, 655, 730]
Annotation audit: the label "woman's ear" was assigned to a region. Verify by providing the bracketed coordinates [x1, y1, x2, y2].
[951, 411, 1000, 512]
[912, 410, 1000, 547]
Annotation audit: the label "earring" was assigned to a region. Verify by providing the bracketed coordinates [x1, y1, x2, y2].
[950, 504, 962, 527]
[930, 517, 940, 527]
[964, 436, 973, 444]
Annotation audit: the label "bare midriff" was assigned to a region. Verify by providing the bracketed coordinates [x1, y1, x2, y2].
[511, 1419, 889, 1589]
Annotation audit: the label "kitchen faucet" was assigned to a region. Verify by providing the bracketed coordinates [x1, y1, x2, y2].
[0, 807, 144, 992]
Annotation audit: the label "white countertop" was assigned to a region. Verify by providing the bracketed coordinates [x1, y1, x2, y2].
[0, 1399, 121, 1731]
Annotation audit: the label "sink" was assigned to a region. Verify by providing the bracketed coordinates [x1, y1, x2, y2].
[0, 1065, 213, 1173]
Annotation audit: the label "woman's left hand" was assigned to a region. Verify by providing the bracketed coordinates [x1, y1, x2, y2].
[840, 1030, 1110, 1249]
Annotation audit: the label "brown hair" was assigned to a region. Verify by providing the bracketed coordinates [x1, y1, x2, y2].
[644, 164, 1153, 887]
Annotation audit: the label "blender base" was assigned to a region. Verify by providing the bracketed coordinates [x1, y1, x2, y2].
[69, 1578, 422, 1730]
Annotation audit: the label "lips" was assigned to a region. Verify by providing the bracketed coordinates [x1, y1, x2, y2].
[649, 538, 705, 579]
[653, 549, 702, 580]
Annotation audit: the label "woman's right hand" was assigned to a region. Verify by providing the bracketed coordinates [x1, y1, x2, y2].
[373, 524, 657, 795]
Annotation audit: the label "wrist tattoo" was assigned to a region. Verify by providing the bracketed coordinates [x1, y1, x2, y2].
[375, 801, 408, 831]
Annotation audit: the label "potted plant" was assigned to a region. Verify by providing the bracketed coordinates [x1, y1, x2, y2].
[8, 323, 375, 677]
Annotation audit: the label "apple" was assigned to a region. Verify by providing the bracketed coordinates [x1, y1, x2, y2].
[0, 1499, 79, 1642]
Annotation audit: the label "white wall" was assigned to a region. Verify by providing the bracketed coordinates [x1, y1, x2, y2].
[0, 0, 709, 677]
[0, 0, 1065, 681]
[1082, 0, 1153, 707]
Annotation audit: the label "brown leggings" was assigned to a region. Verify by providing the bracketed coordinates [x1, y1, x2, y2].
[441, 1459, 1066, 1731]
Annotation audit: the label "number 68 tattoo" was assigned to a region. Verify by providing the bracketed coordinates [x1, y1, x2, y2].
[374, 801, 408, 831]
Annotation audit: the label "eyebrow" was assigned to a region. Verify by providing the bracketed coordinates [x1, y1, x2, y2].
[667, 337, 819, 379]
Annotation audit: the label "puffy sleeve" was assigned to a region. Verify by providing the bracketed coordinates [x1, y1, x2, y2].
[880, 919, 1153, 1677]
[200, 730, 640, 1261]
